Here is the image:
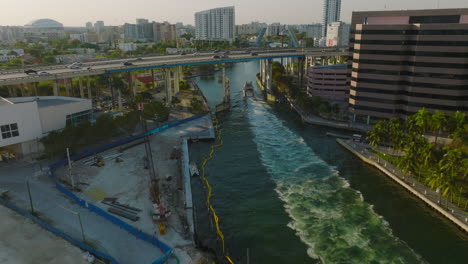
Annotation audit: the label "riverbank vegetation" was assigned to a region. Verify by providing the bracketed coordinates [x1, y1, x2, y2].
[367, 109, 468, 209]
[269, 61, 342, 118]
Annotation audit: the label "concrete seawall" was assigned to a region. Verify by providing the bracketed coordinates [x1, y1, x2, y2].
[337, 138, 468, 233]
[180, 115, 216, 245]
[181, 139, 195, 244]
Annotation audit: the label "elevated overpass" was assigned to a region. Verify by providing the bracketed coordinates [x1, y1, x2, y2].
[0, 48, 347, 86]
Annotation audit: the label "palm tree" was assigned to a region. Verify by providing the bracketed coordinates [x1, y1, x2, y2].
[367, 120, 388, 147]
[388, 118, 404, 153]
[414, 107, 431, 134]
[448, 111, 466, 138]
[437, 147, 464, 203]
[430, 110, 447, 145]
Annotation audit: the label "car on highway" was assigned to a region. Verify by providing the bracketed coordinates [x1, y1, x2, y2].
[38, 71, 51, 76]
[180, 52, 187, 55]
[212, 55, 220, 59]
[68, 62, 83, 69]
[251, 52, 258, 56]
[24, 69, 37, 75]
[192, 52, 200, 56]
[221, 54, 229, 58]
[123, 61, 133, 66]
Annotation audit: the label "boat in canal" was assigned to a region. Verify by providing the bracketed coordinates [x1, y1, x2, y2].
[243, 81, 254, 97]
[189, 162, 199, 177]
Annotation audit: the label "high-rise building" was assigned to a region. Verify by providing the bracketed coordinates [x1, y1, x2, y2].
[86, 22, 93, 31]
[195, 6, 235, 42]
[136, 18, 149, 25]
[348, 8, 468, 123]
[291, 24, 322, 39]
[123, 23, 138, 40]
[322, 0, 341, 37]
[94, 21, 105, 33]
[153, 22, 177, 43]
[236, 22, 266, 36]
[326, 21, 349, 47]
[266, 23, 286, 36]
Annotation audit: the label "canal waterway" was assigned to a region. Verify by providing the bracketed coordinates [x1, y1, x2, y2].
[189, 61, 468, 264]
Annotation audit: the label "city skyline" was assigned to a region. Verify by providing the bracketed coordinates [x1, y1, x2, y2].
[1, 0, 467, 26]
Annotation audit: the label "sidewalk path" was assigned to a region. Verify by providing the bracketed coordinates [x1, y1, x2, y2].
[285, 96, 370, 132]
[0, 161, 163, 264]
[337, 139, 468, 233]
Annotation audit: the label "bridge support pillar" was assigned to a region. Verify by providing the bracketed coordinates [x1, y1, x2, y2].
[298, 57, 305, 90]
[222, 63, 230, 103]
[65, 79, 71, 97]
[53, 80, 59, 96]
[108, 75, 115, 109]
[174, 66, 181, 95]
[151, 69, 156, 89]
[260, 60, 266, 86]
[165, 68, 174, 105]
[87, 76, 91, 99]
[266, 59, 273, 92]
[79, 77, 84, 98]
[117, 88, 123, 111]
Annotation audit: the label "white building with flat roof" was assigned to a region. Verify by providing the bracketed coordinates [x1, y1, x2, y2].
[195, 6, 235, 42]
[0, 96, 92, 156]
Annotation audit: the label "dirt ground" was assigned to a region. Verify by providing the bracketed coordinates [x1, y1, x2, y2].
[0, 205, 89, 264]
[54, 121, 212, 263]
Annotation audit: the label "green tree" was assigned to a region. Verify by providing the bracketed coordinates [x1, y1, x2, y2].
[367, 120, 388, 147]
[430, 110, 447, 144]
[43, 56, 56, 64]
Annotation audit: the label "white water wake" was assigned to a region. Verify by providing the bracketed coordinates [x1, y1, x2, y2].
[246, 100, 426, 264]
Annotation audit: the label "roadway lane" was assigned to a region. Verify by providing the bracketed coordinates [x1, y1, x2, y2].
[0, 50, 347, 86]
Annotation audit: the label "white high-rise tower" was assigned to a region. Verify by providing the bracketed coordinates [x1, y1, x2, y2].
[195, 6, 235, 43]
[322, 0, 341, 37]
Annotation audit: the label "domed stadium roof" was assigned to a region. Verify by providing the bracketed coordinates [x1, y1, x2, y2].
[25, 18, 63, 29]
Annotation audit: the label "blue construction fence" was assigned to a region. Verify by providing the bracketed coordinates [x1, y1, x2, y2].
[0, 197, 119, 264]
[48, 114, 206, 264]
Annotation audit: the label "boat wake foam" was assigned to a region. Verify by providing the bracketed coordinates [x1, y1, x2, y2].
[246, 100, 427, 264]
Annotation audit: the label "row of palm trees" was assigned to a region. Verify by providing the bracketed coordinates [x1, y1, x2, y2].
[367, 109, 468, 208]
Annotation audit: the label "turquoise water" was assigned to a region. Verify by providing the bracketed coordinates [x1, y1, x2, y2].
[189, 61, 468, 264]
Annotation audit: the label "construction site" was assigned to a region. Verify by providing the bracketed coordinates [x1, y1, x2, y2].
[53, 113, 215, 263]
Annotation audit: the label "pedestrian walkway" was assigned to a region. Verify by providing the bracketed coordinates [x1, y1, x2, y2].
[337, 139, 468, 233]
[285, 96, 370, 132]
[0, 162, 163, 264]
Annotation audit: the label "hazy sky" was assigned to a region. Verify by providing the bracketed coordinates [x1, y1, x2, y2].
[2, 0, 468, 26]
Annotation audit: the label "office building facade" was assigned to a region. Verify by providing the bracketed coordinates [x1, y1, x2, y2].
[195, 6, 235, 42]
[348, 9, 468, 123]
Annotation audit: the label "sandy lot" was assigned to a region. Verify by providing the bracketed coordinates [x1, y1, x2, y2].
[0, 205, 89, 264]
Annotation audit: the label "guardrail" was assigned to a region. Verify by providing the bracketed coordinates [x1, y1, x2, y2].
[0, 50, 347, 85]
[48, 114, 206, 264]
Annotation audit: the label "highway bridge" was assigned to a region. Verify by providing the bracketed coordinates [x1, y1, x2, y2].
[0, 48, 347, 86]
